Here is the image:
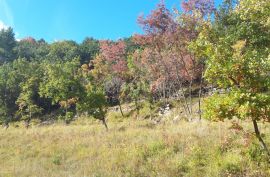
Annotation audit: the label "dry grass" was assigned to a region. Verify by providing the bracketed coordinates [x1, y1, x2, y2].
[0, 118, 269, 177]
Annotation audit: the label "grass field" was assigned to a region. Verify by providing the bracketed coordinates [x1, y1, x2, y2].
[0, 117, 269, 177]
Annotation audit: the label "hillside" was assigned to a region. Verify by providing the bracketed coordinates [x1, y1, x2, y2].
[0, 118, 269, 177]
[0, 0, 269, 176]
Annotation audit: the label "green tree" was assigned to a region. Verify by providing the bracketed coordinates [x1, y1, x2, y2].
[77, 86, 108, 130]
[0, 27, 16, 63]
[0, 63, 19, 126]
[16, 77, 43, 128]
[77, 65, 108, 130]
[0, 58, 35, 126]
[123, 37, 140, 54]
[79, 37, 100, 64]
[48, 40, 80, 62]
[15, 37, 39, 60]
[120, 52, 149, 118]
[195, 0, 270, 157]
[39, 59, 83, 123]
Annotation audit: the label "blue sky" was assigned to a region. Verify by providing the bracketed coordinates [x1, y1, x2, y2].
[0, 0, 222, 43]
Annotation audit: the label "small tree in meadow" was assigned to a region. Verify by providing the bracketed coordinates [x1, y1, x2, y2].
[77, 64, 108, 130]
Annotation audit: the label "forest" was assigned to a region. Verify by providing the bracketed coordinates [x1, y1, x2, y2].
[0, 0, 269, 176]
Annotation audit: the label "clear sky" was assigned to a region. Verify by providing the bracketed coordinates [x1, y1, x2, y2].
[0, 0, 222, 43]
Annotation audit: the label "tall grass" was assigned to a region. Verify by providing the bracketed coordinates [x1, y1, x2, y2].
[0, 119, 269, 177]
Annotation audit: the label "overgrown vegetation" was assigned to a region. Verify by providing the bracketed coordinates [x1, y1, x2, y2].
[0, 0, 269, 175]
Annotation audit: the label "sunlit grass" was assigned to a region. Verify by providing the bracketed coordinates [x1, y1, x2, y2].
[0, 118, 269, 177]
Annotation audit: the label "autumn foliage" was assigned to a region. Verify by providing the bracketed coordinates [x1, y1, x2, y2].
[0, 1, 269, 158]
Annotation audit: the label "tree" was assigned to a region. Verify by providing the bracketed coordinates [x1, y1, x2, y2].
[14, 58, 46, 127]
[39, 59, 83, 123]
[81, 91, 108, 130]
[79, 37, 100, 64]
[0, 63, 19, 126]
[91, 40, 128, 117]
[123, 37, 140, 54]
[119, 52, 150, 118]
[197, 0, 270, 157]
[134, 2, 185, 104]
[48, 40, 80, 62]
[0, 58, 37, 127]
[16, 77, 43, 128]
[181, 0, 215, 17]
[181, 0, 215, 118]
[77, 85, 108, 130]
[0, 27, 16, 63]
[15, 37, 38, 60]
[77, 64, 109, 130]
[133, 1, 214, 118]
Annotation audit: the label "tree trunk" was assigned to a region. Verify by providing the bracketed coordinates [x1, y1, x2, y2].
[180, 87, 191, 115]
[25, 118, 31, 129]
[26, 107, 32, 129]
[252, 119, 270, 158]
[198, 72, 204, 120]
[101, 118, 108, 131]
[189, 80, 193, 115]
[175, 64, 189, 116]
[118, 101, 124, 117]
[149, 97, 153, 120]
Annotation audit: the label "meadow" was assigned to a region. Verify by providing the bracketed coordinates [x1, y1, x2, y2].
[0, 116, 269, 177]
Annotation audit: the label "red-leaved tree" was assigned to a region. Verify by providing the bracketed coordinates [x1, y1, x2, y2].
[132, 0, 214, 119]
[91, 40, 129, 116]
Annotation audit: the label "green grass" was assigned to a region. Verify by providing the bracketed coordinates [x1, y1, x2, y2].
[0, 118, 269, 177]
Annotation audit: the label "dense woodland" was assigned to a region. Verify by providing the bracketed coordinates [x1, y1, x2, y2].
[0, 0, 269, 156]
